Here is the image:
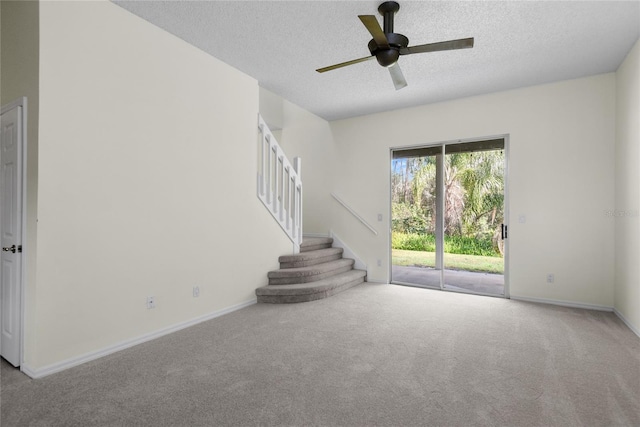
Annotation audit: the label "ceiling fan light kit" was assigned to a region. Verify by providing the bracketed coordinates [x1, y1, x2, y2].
[316, 1, 474, 91]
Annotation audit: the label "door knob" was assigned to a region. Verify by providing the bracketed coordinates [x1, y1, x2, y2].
[2, 245, 16, 253]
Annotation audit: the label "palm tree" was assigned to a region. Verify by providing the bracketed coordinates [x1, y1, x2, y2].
[457, 151, 504, 236]
[392, 150, 504, 254]
[444, 153, 467, 236]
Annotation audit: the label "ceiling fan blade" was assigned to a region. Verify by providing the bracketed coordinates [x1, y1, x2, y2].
[400, 37, 474, 55]
[358, 15, 389, 48]
[388, 62, 407, 90]
[316, 55, 375, 73]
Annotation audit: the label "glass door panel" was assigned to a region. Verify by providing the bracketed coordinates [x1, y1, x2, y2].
[391, 147, 442, 288]
[443, 143, 505, 296]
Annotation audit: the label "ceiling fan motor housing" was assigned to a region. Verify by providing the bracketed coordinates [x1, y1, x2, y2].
[368, 1, 409, 67]
[368, 33, 409, 67]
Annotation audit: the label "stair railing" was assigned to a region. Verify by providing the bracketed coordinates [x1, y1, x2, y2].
[257, 114, 303, 252]
[331, 193, 378, 235]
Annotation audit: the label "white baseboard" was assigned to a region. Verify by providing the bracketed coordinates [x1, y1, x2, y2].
[510, 295, 613, 312]
[614, 308, 640, 338]
[365, 279, 388, 284]
[21, 298, 257, 379]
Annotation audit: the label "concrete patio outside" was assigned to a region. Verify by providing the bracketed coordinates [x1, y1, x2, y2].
[391, 265, 505, 296]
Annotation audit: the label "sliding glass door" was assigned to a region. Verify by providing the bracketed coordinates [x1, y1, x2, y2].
[391, 138, 507, 297]
[391, 146, 442, 288]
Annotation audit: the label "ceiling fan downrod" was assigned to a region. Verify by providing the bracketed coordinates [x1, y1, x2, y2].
[379, 1, 399, 33]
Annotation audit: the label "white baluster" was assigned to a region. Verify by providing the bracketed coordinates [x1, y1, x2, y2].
[297, 183, 303, 243]
[285, 167, 291, 230]
[292, 184, 298, 239]
[265, 135, 271, 204]
[279, 157, 285, 222]
[272, 146, 278, 213]
[258, 131, 265, 196]
[293, 156, 301, 177]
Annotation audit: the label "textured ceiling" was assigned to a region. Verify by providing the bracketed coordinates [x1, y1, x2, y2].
[112, 1, 640, 121]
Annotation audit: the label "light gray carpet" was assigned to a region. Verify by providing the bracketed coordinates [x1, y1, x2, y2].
[1, 283, 639, 426]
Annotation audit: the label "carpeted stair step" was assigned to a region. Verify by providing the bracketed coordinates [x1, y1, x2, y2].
[279, 247, 344, 268]
[256, 269, 367, 303]
[268, 258, 354, 285]
[300, 237, 333, 252]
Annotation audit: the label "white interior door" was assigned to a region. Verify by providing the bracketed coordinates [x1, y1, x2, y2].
[1, 104, 23, 367]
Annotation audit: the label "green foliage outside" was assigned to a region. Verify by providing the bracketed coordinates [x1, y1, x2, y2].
[391, 202, 428, 235]
[392, 232, 499, 257]
[392, 150, 505, 261]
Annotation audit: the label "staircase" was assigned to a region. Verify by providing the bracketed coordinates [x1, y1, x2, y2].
[256, 237, 367, 303]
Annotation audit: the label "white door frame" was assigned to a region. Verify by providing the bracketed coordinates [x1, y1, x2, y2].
[389, 134, 510, 298]
[1, 97, 28, 367]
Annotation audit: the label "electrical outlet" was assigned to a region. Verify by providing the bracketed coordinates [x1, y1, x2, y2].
[377, 214, 383, 222]
[377, 259, 382, 267]
[193, 286, 200, 297]
[147, 296, 156, 309]
[547, 274, 554, 283]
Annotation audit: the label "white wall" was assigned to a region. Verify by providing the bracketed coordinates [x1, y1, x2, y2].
[615, 38, 640, 333]
[325, 74, 616, 307]
[0, 0, 40, 369]
[277, 99, 336, 235]
[259, 87, 284, 132]
[30, 1, 291, 370]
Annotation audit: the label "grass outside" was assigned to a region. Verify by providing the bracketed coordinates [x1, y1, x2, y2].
[393, 249, 504, 274]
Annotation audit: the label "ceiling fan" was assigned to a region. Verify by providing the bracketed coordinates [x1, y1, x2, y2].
[316, 1, 474, 90]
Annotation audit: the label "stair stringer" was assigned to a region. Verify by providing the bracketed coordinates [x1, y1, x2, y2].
[330, 230, 367, 272]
